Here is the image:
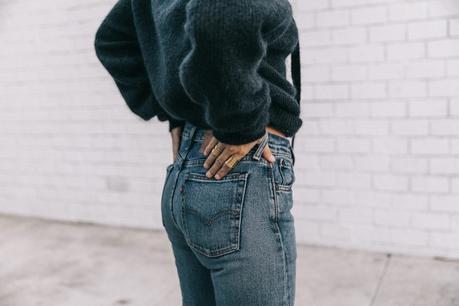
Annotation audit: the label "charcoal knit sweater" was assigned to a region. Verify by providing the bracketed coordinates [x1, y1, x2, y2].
[94, 0, 302, 145]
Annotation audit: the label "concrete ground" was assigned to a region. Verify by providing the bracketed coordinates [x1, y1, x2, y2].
[0, 215, 458, 306]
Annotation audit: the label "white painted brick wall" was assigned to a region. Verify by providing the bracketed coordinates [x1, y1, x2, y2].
[292, 0, 459, 259]
[0, 0, 172, 229]
[2, 0, 459, 259]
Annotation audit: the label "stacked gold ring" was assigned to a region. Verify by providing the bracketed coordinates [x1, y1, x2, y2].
[224, 155, 239, 169]
[210, 143, 224, 156]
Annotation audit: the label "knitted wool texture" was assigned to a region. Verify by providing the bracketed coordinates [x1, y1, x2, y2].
[94, 0, 302, 145]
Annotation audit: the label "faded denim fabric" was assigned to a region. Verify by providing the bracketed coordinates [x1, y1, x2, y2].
[161, 121, 297, 306]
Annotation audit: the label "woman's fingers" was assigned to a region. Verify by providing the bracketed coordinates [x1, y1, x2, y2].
[205, 148, 233, 178]
[203, 141, 222, 170]
[215, 154, 243, 180]
[262, 145, 276, 163]
[203, 136, 219, 156]
[202, 132, 268, 179]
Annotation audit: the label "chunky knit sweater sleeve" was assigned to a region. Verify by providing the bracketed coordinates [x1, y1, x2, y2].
[179, 0, 273, 145]
[94, 0, 184, 131]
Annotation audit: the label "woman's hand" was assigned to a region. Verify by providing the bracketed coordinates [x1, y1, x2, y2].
[170, 126, 183, 163]
[200, 130, 276, 180]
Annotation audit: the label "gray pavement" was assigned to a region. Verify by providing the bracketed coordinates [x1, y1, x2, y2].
[0, 214, 458, 306]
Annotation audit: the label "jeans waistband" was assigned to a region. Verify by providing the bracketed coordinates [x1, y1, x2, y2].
[180, 122, 295, 164]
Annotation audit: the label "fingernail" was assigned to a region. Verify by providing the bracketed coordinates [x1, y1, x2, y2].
[203, 163, 208, 169]
[270, 156, 276, 162]
[206, 172, 212, 178]
[215, 174, 220, 180]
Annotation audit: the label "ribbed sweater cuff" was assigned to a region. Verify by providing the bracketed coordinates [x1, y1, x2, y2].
[268, 108, 302, 137]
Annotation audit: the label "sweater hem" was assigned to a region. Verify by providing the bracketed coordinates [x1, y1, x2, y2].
[213, 128, 267, 145]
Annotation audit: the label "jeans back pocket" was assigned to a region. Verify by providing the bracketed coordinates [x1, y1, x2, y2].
[181, 171, 249, 257]
[272, 158, 295, 192]
[271, 157, 295, 220]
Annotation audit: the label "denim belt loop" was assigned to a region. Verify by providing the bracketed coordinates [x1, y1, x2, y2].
[252, 131, 269, 161]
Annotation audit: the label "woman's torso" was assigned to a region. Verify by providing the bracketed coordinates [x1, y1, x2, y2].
[131, 0, 301, 136]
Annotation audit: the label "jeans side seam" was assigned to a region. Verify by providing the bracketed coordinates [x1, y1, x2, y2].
[273, 221, 289, 306]
[271, 164, 290, 305]
[267, 163, 277, 222]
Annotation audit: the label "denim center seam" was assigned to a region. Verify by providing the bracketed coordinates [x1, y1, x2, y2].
[169, 124, 198, 231]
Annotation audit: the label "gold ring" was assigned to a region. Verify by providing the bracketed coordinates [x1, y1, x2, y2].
[224, 155, 239, 169]
[211, 143, 224, 156]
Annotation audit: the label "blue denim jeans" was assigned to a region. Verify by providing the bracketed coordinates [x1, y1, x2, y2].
[161, 122, 297, 306]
